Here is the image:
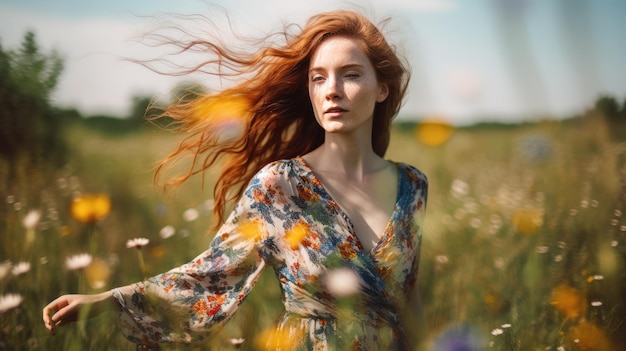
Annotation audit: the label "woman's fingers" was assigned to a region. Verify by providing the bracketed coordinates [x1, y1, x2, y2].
[42, 295, 75, 334]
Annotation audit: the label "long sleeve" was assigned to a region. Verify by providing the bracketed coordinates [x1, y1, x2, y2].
[112, 171, 275, 347]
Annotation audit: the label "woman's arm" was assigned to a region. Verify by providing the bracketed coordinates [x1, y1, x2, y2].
[42, 289, 120, 335]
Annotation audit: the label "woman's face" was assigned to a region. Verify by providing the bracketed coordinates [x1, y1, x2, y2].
[308, 35, 388, 135]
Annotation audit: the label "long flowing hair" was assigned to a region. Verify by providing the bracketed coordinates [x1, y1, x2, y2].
[150, 10, 410, 227]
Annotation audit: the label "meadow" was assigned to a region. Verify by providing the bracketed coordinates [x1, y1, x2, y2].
[1, 110, 625, 350]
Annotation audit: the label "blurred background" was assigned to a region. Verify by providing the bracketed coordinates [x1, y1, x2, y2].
[1, 0, 625, 350]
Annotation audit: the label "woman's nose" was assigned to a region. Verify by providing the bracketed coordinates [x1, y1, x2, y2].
[325, 77, 342, 100]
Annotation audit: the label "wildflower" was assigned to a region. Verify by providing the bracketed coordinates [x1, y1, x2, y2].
[432, 323, 485, 351]
[159, 225, 176, 239]
[192, 95, 249, 140]
[150, 246, 166, 257]
[230, 338, 245, 348]
[256, 325, 304, 351]
[65, 253, 93, 270]
[126, 238, 150, 249]
[127, 238, 149, 276]
[324, 267, 361, 297]
[568, 321, 613, 350]
[587, 275, 604, 282]
[22, 209, 42, 230]
[183, 208, 199, 222]
[70, 193, 111, 223]
[11, 261, 31, 276]
[85, 258, 111, 289]
[450, 179, 470, 197]
[415, 118, 455, 147]
[590, 301, 603, 307]
[512, 208, 543, 235]
[550, 284, 587, 320]
[501, 323, 511, 328]
[491, 328, 503, 336]
[0, 293, 23, 313]
[435, 255, 449, 264]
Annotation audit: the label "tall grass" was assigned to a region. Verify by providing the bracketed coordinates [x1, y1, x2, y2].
[1, 112, 624, 350]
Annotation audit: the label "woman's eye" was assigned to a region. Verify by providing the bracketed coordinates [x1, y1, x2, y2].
[311, 75, 325, 82]
[345, 72, 360, 79]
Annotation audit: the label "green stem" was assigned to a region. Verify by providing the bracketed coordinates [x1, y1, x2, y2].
[136, 248, 147, 278]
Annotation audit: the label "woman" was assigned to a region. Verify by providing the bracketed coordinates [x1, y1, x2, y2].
[43, 10, 428, 350]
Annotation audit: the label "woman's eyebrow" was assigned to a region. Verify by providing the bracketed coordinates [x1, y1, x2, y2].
[308, 63, 364, 73]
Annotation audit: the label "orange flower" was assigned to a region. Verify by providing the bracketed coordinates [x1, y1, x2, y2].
[568, 321, 614, 351]
[285, 221, 309, 250]
[550, 284, 587, 320]
[415, 118, 455, 146]
[70, 193, 111, 223]
[512, 208, 543, 235]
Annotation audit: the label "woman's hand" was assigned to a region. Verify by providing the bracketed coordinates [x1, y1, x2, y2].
[42, 291, 115, 335]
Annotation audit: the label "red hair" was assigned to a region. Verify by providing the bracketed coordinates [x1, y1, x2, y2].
[150, 10, 410, 228]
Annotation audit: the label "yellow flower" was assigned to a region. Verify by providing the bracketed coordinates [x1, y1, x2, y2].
[70, 193, 111, 223]
[84, 258, 111, 289]
[512, 208, 543, 235]
[193, 95, 249, 140]
[285, 221, 309, 250]
[550, 284, 587, 320]
[415, 118, 455, 146]
[256, 325, 304, 351]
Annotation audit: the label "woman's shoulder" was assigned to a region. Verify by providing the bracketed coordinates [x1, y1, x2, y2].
[394, 161, 428, 185]
[250, 158, 304, 184]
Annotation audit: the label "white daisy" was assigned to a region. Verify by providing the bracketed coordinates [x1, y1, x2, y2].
[65, 253, 93, 270]
[491, 328, 503, 336]
[22, 209, 42, 230]
[183, 208, 199, 222]
[159, 225, 176, 239]
[126, 238, 150, 249]
[0, 293, 24, 313]
[11, 261, 31, 276]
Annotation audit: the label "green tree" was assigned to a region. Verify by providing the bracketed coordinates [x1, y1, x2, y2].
[595, 95, 622, 121]
[0, 31, 65, 183]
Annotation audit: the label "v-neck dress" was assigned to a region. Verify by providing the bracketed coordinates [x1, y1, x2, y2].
[112, 157, 428, 350]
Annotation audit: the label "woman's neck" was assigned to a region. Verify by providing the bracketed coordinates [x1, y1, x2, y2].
[304, 132, 388, 181]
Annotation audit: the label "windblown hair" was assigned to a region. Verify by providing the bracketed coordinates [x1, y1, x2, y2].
[151, 10, 410, 228]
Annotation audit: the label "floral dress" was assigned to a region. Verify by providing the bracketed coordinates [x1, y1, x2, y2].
[112, 157, 428, 350]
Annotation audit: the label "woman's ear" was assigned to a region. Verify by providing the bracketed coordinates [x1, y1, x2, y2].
[377, 83, 389, 103]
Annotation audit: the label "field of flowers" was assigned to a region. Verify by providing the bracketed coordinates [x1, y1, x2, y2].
[1, 110, 625, 350]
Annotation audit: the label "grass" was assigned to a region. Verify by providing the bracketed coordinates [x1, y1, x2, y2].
[1, 112, 625, 350]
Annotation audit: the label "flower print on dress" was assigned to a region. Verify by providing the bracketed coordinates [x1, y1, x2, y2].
[113, 158, 427, 350]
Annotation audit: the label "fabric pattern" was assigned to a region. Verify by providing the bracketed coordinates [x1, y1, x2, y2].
[112, 157, 428, 350]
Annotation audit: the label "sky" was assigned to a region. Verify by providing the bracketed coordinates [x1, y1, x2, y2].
[0, 0, 625, 125]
